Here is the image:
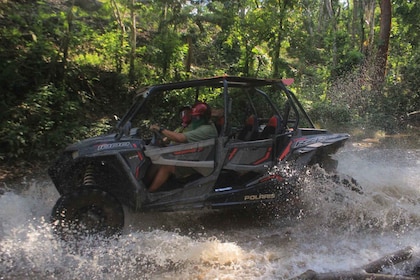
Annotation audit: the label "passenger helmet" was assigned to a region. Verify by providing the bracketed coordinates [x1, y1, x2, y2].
[191, 102, 211, 121]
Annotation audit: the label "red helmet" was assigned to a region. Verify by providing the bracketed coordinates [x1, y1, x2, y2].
[191, 102, 211, 120]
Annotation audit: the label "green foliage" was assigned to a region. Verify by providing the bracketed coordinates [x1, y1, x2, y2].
[397, 50, 420, 112]
[309, 101, 353, 126]
[0, 83, 116, 161]
[1, 85, 76, 159]
[394, 0, 420, 47]
[0, 0, 418, 162]
[331, 49, 365, 78]
[150, 30, 186, 79]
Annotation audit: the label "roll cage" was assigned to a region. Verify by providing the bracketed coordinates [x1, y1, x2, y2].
[115, 76, 315, 141]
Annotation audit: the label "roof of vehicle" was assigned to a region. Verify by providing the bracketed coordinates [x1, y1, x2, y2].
[135, 76, 291, 98]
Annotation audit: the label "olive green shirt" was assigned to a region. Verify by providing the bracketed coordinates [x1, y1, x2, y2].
[184, 122, 218, 142]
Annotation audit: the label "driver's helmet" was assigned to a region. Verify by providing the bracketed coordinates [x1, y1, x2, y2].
[192, 102, 211, 121]
[179, 106, 192, 128]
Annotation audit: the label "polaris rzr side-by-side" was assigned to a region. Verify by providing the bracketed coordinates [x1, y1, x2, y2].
[48, 76, 352, 237]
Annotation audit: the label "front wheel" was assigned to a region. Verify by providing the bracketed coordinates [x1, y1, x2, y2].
[51, 188, 124, 239]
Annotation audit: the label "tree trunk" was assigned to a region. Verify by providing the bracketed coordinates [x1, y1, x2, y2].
[129, 0, 136, 85]
[56, 0, 74, 83]
[272, 1, 287, 78]
[244, 40, 251, 76]
[325, 0, 338, 68]
[272, 35, 281, 78]
[374, 0, 392, 90]
[185, 34, 192, 73]
[360, 0, 376, 56]
[110, 0, 125, 73]
[368, 0, 376, 49]
[351, 0, 358, 48]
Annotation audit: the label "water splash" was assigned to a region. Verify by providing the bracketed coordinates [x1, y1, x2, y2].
[1, 147, 419, 279]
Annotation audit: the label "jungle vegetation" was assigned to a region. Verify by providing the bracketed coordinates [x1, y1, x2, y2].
[0, 0, 418, 162]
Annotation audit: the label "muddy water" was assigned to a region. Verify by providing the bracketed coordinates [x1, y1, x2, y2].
[1, 140, 419, 279]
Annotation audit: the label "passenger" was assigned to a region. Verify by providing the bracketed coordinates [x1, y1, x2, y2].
[148, 102, 218, 192]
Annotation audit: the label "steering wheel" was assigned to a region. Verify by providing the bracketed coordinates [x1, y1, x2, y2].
[150, 130, 166, 147]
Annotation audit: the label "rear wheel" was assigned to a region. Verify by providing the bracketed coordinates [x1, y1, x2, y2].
[51, 188, 124, 239]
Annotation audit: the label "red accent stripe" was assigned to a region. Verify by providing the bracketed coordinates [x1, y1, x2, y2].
[253, 147, 272, 165]
[277, 137, 306, 161]
[228, 148, 238, 160]
[173, 147, 204, 155]
[259, 174, 284, 183]
[132, 143, 143, 160]
[135, 166, 140, 178]
[278, 141, 292, 161]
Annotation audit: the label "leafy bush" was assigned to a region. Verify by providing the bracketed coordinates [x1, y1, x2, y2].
[0, 84, 112, 161]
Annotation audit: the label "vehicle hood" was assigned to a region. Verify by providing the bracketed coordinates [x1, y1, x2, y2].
[292, 133, 349, 154]
[64, 133, 145, 158]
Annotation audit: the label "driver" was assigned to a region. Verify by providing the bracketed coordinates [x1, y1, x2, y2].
[148, 101, 218, 192]
[163, 106, 192, 144]
[178, 105, 192, 133]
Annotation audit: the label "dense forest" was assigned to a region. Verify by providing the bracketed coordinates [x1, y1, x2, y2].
[0, 0, 419, 163]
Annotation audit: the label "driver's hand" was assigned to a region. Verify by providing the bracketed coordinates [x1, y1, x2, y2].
[150, 124, 159, 131]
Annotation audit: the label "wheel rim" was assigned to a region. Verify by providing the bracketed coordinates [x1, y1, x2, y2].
[74, 205, 107, 234]
[51, 188, 124, 239]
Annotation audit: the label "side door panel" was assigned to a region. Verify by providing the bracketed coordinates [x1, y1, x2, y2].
[144, 138, 215, 176]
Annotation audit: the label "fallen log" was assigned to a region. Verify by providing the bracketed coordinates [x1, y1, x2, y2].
[362, 246, 414, 273]
[291, 246, 417, 280]
[292, 269, 417, 279]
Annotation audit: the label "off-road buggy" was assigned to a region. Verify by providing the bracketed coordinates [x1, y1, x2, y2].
[49, 76, 350, 237]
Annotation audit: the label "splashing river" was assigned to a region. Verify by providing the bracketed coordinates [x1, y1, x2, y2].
[1, 142, 419, 279]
